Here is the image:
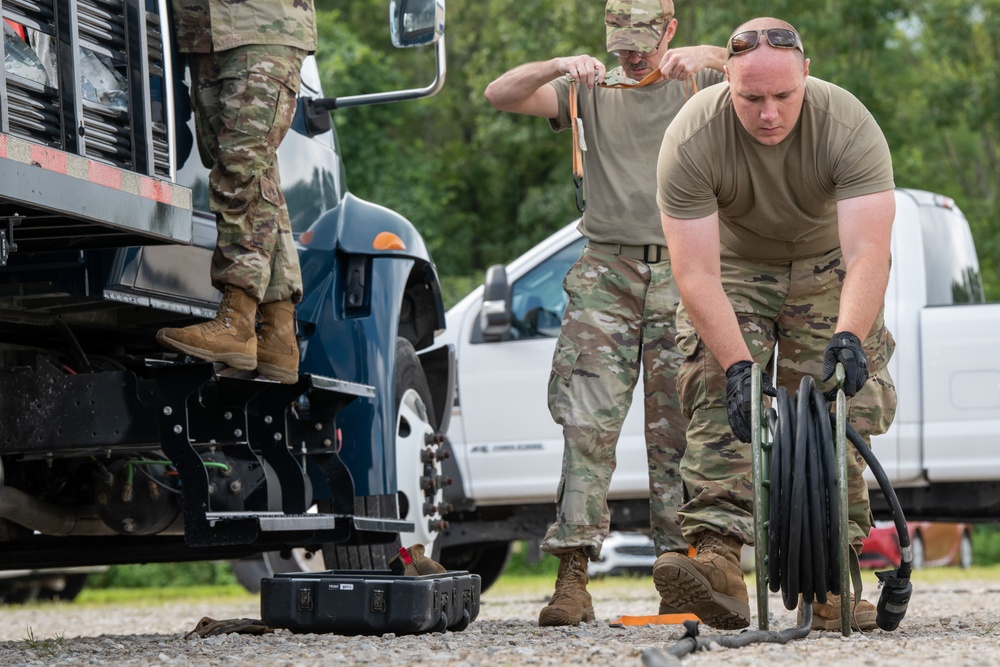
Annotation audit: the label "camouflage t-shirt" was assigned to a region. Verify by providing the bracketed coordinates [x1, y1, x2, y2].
[172, 0, 317, 54]
[656, 77, 894, 262]
[549, 67, 724, 247]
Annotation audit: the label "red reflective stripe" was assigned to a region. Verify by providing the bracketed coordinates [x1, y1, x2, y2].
[30, 142, 67, 173]
[140, 176, 173, 204]
[4, 20, 25, 41]
[2, 133, 188, 208]
[87, 160, 123, 189]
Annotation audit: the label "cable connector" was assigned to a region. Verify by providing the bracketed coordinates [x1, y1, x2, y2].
[874, 567, 912, 631]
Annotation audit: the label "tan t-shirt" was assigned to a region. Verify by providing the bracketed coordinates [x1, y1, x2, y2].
[550, 67, 724, 246]
[656, 77, 894, 261]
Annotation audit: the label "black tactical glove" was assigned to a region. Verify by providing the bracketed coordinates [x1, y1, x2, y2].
[821, 331, 869, 399]
[725, 361, 776, 444]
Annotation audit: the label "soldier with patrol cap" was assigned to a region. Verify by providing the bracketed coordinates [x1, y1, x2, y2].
[158, 1, 317, 384]
[484, 1, 725, 627]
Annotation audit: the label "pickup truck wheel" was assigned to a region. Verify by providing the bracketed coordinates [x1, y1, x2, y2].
[0, 574, 88, 604]
[230, 548, 327, 593]
[959, 531, 973, 569]
[911, 532, 926, 569]
[440, 542, 512, 593]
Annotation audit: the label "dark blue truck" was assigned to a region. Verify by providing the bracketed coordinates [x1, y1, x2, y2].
[0, 0, 455, 594]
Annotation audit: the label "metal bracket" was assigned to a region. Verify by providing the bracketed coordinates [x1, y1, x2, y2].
[750, 363, 771, 629]
[0, 215, 22, 267]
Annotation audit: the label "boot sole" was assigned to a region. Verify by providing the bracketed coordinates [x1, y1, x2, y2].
[538, 605, 596, 627]
[653, 557, 750, 630]
[256, 361, 298, 384]
[156, 332, 257, 371]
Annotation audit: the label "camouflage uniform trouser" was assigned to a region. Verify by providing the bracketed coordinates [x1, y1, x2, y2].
[541, 246, 689, 560]
[674, 246, 897, 546]
[189, 44, 305, 304]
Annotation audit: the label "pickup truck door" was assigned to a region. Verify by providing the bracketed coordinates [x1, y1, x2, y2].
[453, 234, 652, 504]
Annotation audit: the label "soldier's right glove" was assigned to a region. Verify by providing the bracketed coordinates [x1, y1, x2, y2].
[821, 331, 869, 399]
[725, 360, 776, 443]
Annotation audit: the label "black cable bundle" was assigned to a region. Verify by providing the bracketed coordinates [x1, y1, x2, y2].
[766, 375, 841, 610]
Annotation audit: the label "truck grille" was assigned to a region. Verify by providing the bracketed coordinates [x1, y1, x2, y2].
[1, 0, 173, 178]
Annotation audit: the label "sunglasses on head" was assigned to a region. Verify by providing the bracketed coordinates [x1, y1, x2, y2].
[727, 28, 803, 57]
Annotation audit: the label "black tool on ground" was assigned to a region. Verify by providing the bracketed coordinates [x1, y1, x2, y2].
[644, 366, 912, 664]
[260, 568, 480, 635]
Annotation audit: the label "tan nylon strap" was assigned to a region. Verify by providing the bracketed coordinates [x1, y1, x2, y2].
[601, 70, 699, 100]
[569, 80, 583, 180]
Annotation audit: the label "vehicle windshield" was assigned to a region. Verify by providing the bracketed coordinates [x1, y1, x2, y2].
[920, 204, 984, 305]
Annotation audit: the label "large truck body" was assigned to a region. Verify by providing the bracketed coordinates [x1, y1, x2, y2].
[0, 0, 453, 576]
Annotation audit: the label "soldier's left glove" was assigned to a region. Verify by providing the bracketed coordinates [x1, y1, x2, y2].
[821, 332, 869, 398]
[725, 361, 776, 444]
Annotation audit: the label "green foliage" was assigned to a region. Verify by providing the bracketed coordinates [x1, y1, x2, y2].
[972, 524, 1000, 565]
[23, 627, 64, 656]
[500, 541, 560, 577]
[320, 2, 1000, 299]
[87, 562, 237, 589]
[440, 274, 481, 310]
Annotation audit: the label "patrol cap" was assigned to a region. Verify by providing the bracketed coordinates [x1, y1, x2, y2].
[605, 0, 674, 54]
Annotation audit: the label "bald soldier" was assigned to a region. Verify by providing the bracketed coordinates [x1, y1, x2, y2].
[485, 0, 725, 627]
[653, 18, 897, 631]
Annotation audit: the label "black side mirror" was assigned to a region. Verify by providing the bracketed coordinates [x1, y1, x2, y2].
[479, 264, 511, 341]
[300, 97, 333, 138]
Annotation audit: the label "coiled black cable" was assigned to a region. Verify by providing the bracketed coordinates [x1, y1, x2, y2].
[644, 372, 913, 665]
[767, 375, 841, 610]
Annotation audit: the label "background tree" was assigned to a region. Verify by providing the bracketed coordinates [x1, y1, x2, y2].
[317, 0, 1000, 301]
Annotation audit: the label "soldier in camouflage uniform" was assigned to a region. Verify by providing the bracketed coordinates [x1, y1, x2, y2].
[157, 1, 317, 384]
[654, 18, 897, 631]
[484, 0, 726, 627]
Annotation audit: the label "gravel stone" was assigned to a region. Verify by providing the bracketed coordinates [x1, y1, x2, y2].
[0, 576, 998, 665]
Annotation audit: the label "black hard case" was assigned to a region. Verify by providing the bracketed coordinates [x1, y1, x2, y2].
[260, 570, 481, 635]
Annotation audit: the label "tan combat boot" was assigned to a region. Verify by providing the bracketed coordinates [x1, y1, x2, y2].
[658, 545, 698, 614]
[802, 593, 877, 631]
[538, 549, 596, 627]
[156, 286, 258, 370]
[653, 532, 750, 629]
[256, 300, 299, 384]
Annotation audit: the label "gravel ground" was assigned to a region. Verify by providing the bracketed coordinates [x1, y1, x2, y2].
[1, 573, 999, 666]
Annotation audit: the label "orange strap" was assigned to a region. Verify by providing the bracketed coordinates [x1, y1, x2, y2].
[600, 71, 698, 99]
[569, 80, 583, 181]
[569, 80, 585, 212]
[609, 612, 700, 627]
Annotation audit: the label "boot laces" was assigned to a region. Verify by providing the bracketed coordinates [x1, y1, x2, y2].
[553, 551, 588, 595]
[696, 533, 733, 559]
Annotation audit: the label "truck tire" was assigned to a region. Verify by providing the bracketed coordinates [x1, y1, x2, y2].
[322, 338, 443, 570]
[439, 542, 512, 593]
[232, 338, 445, 584]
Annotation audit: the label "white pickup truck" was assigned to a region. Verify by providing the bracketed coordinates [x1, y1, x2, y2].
[435, 188, 1000, 589]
